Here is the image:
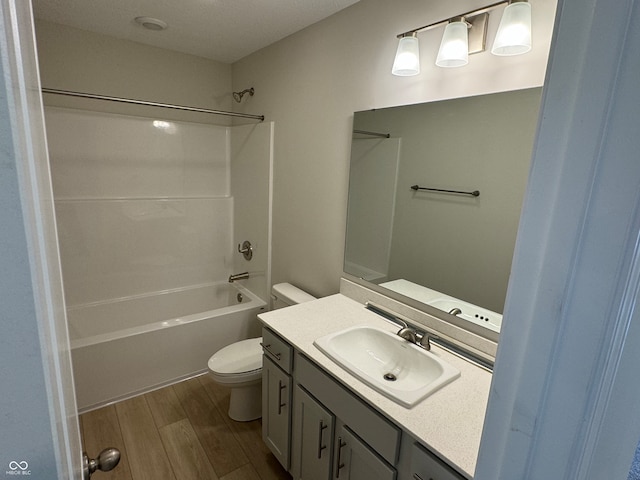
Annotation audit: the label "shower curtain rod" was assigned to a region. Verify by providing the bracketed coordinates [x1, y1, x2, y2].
[41, 88, 265, 121]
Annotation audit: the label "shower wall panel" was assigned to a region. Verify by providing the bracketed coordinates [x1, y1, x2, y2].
[45, 107, 233, 307]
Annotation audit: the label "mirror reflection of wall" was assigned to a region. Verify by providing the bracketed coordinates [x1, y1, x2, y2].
[346, 87, 542, 326]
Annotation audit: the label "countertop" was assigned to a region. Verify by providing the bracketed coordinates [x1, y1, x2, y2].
[258, 293, 492, 479]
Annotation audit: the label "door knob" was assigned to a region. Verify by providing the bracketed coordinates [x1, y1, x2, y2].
[83, 448, 120, 479]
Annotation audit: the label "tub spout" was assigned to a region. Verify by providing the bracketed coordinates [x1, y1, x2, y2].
[228, 272, 249, 283]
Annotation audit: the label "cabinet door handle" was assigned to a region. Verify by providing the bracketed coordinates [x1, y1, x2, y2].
[277, 381, 286, 415]
[317, 420, 328, 459]
[260, 342, 281, 361]
[335, 437, 347, 478]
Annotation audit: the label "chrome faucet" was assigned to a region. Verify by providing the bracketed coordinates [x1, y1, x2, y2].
[448, 307, 462, 316]
[396, 323, 437, 351]
[228, 272, 249, 283]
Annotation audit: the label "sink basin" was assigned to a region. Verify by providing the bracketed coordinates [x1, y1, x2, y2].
[313, 326, 460, 407]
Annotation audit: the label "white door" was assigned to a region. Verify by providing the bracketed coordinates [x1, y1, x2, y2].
[0, 2, 81, 478]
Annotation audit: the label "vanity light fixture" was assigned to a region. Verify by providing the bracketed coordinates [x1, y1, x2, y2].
[435, 17, 470, 68]
[391, 32, 421, 76]
[391, 0, 532, 76]
[492, 0, 532, 55]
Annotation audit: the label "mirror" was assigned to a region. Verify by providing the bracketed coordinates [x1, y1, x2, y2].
[344, 87, 542, 337]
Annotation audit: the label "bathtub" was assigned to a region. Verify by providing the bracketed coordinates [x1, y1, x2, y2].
[68, 282, 267, 412]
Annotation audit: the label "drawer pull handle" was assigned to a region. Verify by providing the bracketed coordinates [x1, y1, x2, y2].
[336, 437, 347, 478]
[317, 420, 328, 459]
[277, 381, 286, 415]
[260, 342, 281, 361]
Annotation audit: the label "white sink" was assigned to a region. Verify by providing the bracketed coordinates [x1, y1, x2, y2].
[314, 325, 460, 407]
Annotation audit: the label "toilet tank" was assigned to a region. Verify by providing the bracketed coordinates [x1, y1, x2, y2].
[271, 283, 316, 310]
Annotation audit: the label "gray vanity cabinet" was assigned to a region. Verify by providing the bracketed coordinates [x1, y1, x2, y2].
[292, 385, 335, 480]
[262, 329, 294, 470]
[262, 327, 465, 480]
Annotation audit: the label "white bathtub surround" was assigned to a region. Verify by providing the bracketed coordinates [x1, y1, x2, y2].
[45, 107, 274, 410]
[71, 282, 265, 411]
[46, 108, 236, 305]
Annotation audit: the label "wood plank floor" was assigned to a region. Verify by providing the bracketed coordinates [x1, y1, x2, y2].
[80, 375, 291, 480]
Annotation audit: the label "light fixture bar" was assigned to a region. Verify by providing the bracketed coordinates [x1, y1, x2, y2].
[396, 0, 510, 38]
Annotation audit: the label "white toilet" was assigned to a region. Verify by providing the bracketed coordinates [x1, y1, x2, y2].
[207, 283, 316, 421]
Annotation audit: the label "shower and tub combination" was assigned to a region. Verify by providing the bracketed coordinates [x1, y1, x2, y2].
[44, 91, 273, 411]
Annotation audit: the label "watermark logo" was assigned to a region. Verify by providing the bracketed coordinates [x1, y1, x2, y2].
[5, 461, 30, 476]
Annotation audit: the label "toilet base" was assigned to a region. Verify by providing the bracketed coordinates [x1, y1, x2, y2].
[228, 382, 262, 422]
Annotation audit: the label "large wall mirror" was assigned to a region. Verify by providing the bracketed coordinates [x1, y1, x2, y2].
[344, 87, 542, 339]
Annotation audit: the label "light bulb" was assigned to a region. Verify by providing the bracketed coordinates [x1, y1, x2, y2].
[436, 20, 469, 68]
[492, 1, 532, 56]
[392, 34, 420, 76]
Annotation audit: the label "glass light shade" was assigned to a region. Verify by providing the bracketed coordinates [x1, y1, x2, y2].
[392, 35, 420, 76]
[491, 1, 532, 56]
[436, 21, 469, 68]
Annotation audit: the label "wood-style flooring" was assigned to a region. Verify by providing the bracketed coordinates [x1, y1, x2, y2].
[80, 375, 291, 480]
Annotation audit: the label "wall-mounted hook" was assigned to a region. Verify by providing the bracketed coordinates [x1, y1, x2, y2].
[238, 240, 253, 261]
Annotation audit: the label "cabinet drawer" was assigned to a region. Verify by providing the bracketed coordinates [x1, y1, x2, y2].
[296, 353, 400, 465]
[262, 327, 293, 374]
[410, 443, 464, 480]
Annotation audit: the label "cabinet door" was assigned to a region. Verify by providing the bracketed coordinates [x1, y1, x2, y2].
[292, 385, 335, 480]
[262, 356, 292, 469]
[410, 443, 464, 480]
[333, 425, 396, 480]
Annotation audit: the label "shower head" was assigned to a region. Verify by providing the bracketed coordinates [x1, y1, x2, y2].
[233, 87, 254, 103]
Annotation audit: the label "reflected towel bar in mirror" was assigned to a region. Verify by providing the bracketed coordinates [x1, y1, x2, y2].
[410, 184, 480, 197]
[353, 129, 391, 138]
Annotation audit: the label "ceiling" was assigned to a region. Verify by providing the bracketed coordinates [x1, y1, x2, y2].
[31, 0, 361, 64]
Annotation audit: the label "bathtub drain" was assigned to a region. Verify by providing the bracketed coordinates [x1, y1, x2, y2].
[383, 373, 397, 381]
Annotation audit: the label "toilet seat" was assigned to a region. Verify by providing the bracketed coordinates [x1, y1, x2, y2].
[208, 337, 262, 378]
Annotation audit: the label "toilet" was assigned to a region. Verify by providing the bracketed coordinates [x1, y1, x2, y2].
[207, 283, 316, 421]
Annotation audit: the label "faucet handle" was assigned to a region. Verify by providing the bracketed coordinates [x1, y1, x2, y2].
[417, 331, 438, 351]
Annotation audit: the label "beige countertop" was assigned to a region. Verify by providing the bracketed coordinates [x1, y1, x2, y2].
[258, 293, 492, 479]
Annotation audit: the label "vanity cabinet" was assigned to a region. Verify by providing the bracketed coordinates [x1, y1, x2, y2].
[262, 327, 466, 480]
[262, 329, 294, 470]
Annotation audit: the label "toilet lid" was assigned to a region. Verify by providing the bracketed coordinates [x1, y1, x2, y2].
[208, 337, 262, 375]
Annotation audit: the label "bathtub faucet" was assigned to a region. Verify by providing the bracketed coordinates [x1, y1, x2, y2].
[228, 272, 250, 283]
